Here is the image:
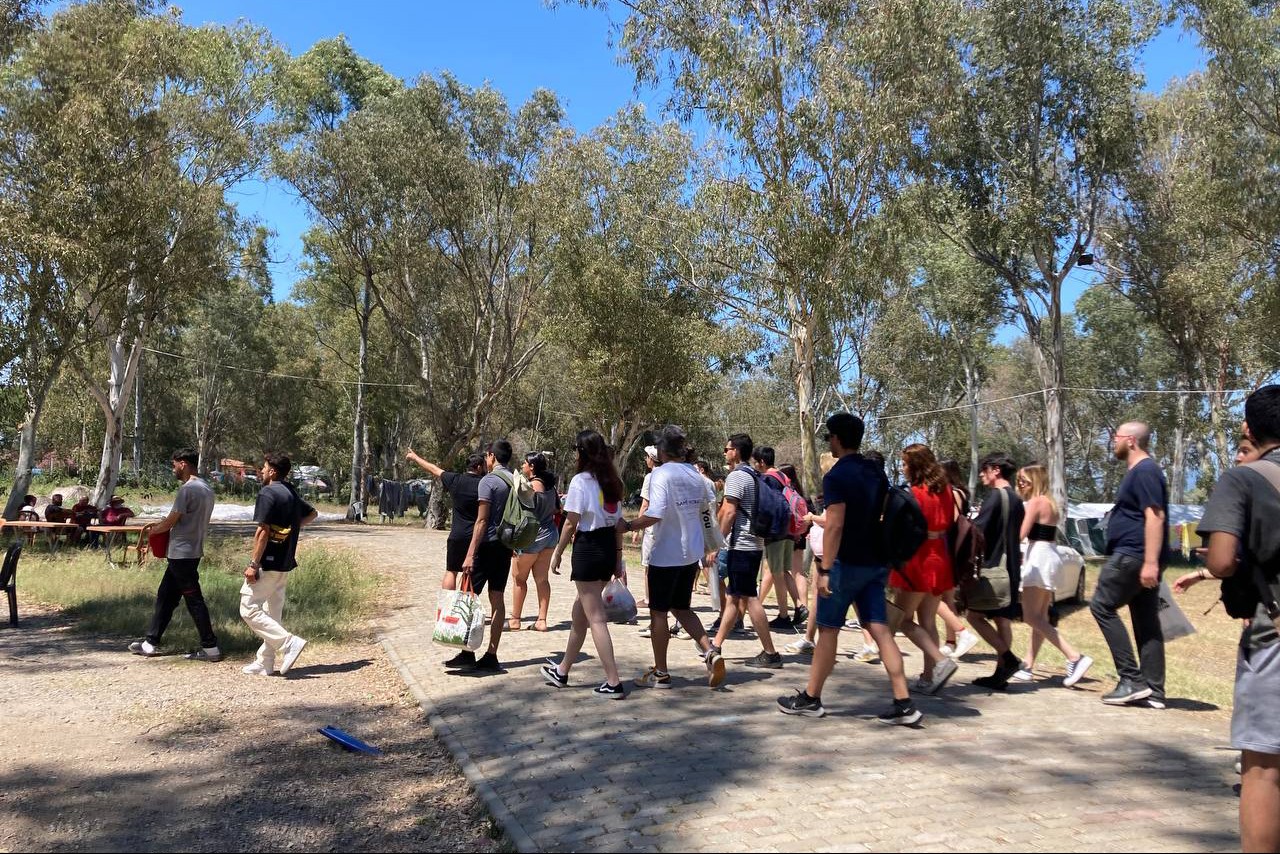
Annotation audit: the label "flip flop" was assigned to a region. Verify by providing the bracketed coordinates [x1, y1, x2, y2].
[507, 619, 522, 631]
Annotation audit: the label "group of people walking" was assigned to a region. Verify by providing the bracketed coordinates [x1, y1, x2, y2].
[409, 388, 1280, 852]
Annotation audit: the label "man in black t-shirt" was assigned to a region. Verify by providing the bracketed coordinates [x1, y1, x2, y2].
[968, 452, 1027, 690]
[1189, 386, 1280, 852]
[240, 452, 318, 677]
[1090, 421, 1168, 707]
[407, 449, 489, 670]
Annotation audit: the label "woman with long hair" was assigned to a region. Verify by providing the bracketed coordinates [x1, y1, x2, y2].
[778, 464, 811, 628]
[542, 430, 627, 698]
[889, 443, 960, 694]
[935, 459, 980, 659]
[1014, 464, 1093, 686]
[509, 452, 558, 632]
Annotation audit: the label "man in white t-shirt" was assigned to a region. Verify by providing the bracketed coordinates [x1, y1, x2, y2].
[622, 426, 726, 688]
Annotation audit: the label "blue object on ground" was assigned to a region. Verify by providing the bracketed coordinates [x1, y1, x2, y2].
[318, 725, 383, 755]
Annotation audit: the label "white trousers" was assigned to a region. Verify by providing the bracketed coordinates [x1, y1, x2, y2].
[240, 570, 292, 669]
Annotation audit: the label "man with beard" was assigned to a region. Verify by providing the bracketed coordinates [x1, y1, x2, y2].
[1091, 421, 1169, 707]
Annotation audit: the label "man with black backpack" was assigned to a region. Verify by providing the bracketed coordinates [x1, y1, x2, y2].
[777, 413, 921, 724]
[707, 433, 782, 669]
[1192, 385, 1280, 852]
[459, 439, 518, 673]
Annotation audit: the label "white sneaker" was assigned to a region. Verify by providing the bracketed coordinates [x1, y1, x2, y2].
[1011, 664, 1034, 682]
[910, 675, 934, 694]
[939, 643, 956, 657]
[951, 629, 979, 659]
[784, 639, 815, 655]
[1063, 654, 1093, 688]
[926, 658, 959, 694]
[278, 635, 308, 675]
[242, 662, 273, 676]
[128, 639, 160, 657]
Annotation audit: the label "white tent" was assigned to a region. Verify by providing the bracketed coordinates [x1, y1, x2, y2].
[1067, 502, 1204, 527]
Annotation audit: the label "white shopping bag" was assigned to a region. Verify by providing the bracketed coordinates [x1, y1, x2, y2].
[602, 576, 638, 624]
[433, 582, 486, 651]
[1157, 580, 1197, 642]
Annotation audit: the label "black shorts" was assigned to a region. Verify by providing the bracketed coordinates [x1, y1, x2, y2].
[571, 527, 617, 583]
[446, 538, 469, 574]
[470, 539, 513, 594]
[647, 562, 700, 612]
[725, 550, 764, 598]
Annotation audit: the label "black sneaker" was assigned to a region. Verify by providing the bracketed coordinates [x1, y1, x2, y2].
[707, 618, 722, 634]
[540, 663, 567, 688]
[1101, 680, 1152, 706]
[777, 689, 826, 718]
[768, 615, 793, 631]
[972, 674, 1009, 691]
[744, 650, 783, 669]
[878, 701, 923, 726]
[444, 650, 477, 669]
[593, 681, 625, 700]
[469, 652, 503, 673]
[732, 620, 749, 636]
[792, 606, 809, 627]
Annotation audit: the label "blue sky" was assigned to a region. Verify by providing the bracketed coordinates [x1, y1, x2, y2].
[167, 1, 1208, 303]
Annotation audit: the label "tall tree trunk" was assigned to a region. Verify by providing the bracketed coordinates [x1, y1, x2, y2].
[1026, 326, 1068, 527]
[84, 329, 146, 508]
[1169, 388, 1189, 506]
[791, 305, 821, 498]
[962, 352, 981, 497]
[3, 355, 63, 521]
[132, 354, 144, 476]
[349, 276, 372, 516]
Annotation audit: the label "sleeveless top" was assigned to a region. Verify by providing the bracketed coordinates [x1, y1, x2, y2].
[1028, 522, 1057, 543]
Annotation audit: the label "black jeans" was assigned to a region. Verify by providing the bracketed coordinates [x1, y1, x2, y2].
[146, 558, 218, 649]
[1090, 553, 1165, 699]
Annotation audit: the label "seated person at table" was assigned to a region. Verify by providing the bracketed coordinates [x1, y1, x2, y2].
[70, 496, 97, 546]
[18, 495, 39, 522]
[101, 496, 135, 526]
[44, 494, 72, 523]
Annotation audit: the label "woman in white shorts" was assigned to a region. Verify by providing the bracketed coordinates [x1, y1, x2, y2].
[1014, 464, 1092, 686]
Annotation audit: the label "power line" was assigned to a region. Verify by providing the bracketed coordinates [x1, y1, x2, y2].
[142, 346, 419, 389]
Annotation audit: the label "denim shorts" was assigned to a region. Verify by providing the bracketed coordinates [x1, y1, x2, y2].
[516, 525, 558, 556]
[815, 561, 889, 628]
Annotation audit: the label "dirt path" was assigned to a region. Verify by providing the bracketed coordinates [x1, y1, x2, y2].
[0, 523, 502, 853]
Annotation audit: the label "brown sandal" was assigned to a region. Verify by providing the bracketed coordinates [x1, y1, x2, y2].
[507, 619, 522, 631]
[533, 619, 548, 632]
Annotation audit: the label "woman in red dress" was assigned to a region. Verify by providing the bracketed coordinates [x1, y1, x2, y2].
[889, 443, 960, 694]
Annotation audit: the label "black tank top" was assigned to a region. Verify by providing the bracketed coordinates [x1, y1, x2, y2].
[1028, 522, 1057, 543]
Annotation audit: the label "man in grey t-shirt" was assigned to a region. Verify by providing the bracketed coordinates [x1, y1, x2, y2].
[456, 439, 516, 673]
[129, 447, 221, 662]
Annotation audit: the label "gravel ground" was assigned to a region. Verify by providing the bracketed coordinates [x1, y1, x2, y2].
[0, 553, 504, 852]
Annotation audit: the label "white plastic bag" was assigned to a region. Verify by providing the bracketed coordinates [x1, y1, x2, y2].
[701, 500, 727, 553]
[433, 585, 486, 651]
[602, 576, 638, 624]
[1157, 580, 1196, 642]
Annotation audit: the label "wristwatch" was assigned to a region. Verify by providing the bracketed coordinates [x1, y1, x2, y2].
[249, 560, 261, 569]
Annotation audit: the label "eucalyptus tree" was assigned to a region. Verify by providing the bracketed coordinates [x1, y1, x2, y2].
[538, 106, 746, 468]
[917, 0, 1161, 515]
[1099, 80, 1280, 491]
[0, 1, 280, 507]
[273, 36, 402, 514]
[573, 0, 955, 495]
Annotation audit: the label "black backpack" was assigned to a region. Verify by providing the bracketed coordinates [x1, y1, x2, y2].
[880, 485, 928, 569]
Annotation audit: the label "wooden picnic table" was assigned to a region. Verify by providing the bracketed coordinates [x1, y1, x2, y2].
[0, 519, 82, 552]
[86, 523, 156, 567]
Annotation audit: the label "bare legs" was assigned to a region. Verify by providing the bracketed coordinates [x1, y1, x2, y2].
[511, 550, 553, 630]
[559, 580, 620, 686]
[1020, 587, 1081, 669]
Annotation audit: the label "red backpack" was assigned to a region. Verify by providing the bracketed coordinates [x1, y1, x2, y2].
[766, 470, 810, 539]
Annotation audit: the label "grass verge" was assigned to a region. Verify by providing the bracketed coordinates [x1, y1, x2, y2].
[15, 537, 381, 656]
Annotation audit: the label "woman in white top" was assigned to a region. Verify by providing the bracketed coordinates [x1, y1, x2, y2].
[1014, 464, 1093, 687]
[542, 429, 627, 699]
